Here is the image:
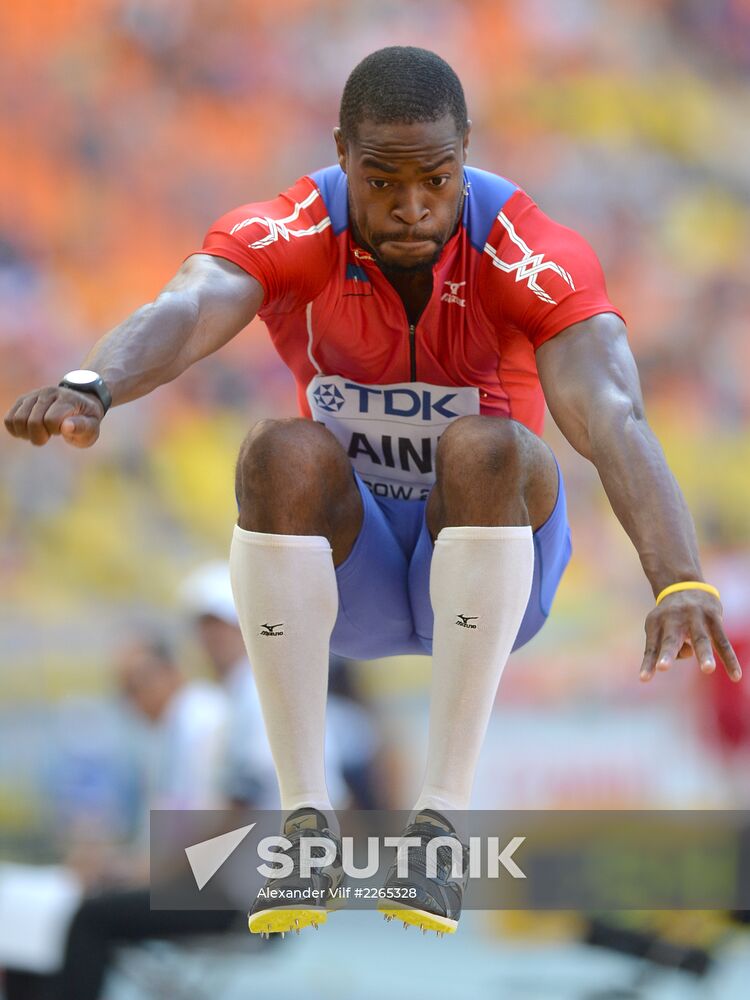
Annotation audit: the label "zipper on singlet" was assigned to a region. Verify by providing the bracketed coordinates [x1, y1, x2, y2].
[408, 323, 417, 381]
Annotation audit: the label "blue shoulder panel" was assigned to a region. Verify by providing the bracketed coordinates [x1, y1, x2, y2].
[462, 167, 518, 254]
[309, 163, 515, 249]
[309, 165, 349, 236]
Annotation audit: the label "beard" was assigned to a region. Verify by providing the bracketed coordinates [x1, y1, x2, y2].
[349, 190, 464, 276]
[374, 247, 444, 275]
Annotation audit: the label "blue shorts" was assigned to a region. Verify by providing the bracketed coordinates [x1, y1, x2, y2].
[330, 463, 572, 660]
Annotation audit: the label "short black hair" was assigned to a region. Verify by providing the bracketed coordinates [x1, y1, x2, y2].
[339, 46, 468, 141]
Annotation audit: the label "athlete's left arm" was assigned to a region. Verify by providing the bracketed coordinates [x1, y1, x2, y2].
[535, 310, 742, 684]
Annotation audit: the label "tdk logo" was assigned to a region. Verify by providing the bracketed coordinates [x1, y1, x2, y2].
[312, 384, 345, 412]
[343, 383, 459, 420]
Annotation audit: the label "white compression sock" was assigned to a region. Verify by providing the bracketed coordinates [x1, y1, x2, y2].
[229, 527, 338, 817]
[414, 525, 534, 815]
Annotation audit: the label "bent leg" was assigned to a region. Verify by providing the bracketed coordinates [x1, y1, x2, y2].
[231, 418, 363, 818]
[425, 414, 558, 535]
[59, 890, 237, 1000]
[416, 417, 558, 815]
[235, 417, 362, 564]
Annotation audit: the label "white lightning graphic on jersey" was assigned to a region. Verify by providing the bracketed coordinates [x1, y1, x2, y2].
[230, 189, 331, 249]
[484, 211, 575, 305]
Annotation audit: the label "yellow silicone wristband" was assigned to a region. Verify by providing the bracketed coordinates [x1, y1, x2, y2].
[655, 581, 721, 606]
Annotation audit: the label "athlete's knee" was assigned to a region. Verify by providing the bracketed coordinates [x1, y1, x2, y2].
[235, 418, 357, 532]
[436, 416, 529, 488]
[237, 417, 348, 483]
[430, 416, 555, 529]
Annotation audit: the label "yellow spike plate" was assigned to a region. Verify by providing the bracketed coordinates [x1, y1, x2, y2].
[248, 907, 327, 935]
[378, 902, 458, 934]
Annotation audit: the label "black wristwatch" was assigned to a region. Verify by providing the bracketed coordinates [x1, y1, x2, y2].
[58, 369, 112, 415]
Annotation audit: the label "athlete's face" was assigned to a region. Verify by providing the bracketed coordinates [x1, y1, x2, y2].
[335, 114, 470, 273]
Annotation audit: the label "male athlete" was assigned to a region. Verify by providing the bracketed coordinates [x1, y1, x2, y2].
[5, 47, 742, 937]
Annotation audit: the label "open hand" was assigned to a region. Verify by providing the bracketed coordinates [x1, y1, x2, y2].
[640, 589, 742, 683]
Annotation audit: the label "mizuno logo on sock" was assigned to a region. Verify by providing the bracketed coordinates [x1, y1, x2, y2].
[456, 615, 478, 629]
[260, 622, 284, 637]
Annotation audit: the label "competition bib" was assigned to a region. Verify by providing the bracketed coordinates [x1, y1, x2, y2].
[307, 375, 480, 501]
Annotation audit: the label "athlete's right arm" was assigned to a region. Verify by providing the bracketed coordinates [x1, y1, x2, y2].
[4, 254, 264, 448]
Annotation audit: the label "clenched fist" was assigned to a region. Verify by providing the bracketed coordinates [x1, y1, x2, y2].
[4, 386, 105, 448]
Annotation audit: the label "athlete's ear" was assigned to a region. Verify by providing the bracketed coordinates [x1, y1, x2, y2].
[333, 127, 347, 173]
[462, 121, 472, 162]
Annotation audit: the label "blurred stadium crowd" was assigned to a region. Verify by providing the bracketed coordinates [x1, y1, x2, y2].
[1, 0, 750, 995]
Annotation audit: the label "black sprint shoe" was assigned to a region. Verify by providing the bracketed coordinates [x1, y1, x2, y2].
[248, 808, 344, 937]
[378, 810, 469, 936]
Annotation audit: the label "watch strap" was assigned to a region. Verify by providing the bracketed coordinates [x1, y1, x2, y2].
[58, 374, 112, 415]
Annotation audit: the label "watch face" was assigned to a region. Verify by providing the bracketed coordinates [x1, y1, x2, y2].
[64, 369, 100, 386]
